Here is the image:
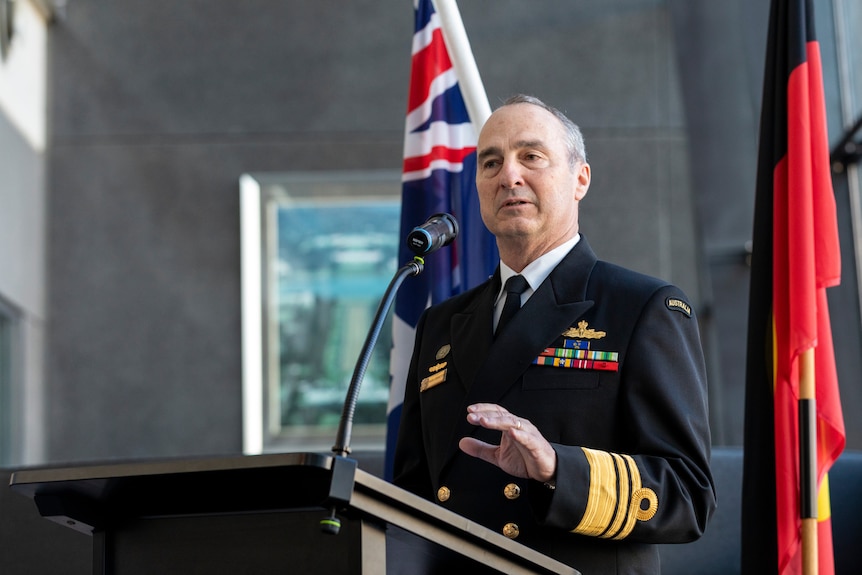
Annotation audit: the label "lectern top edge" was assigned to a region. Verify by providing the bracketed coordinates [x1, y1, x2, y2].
[8, 452, 580, 575]
[9, 451, 330, 496]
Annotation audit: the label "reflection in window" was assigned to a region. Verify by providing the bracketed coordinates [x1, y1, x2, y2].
[273, 201, 398, 435]
[241, 172, 401, 454]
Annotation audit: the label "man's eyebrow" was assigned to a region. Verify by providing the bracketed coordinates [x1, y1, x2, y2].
[477, 146, 502, 161]
[477, 140, 548, 161]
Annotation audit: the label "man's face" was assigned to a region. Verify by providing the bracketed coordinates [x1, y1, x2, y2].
[476, 103, 590, 253]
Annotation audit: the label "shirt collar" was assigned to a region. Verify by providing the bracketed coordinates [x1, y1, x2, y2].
[496, 234, 580, 306]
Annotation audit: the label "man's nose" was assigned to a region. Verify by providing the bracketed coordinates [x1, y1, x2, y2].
[499, 160, 524, 189]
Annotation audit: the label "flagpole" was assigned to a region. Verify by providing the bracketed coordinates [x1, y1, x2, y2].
[430, 0, 491, 129]
[799, 347, 817, 574]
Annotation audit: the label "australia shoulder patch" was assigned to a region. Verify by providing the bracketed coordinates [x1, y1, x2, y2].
[665, 297, 692, 317]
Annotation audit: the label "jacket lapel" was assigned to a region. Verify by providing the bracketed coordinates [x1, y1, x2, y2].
[450, 289, 495, 393]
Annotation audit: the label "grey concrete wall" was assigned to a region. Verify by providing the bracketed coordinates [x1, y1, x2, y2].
[42, 0, 862, 464]
[668, 0, 769, 445]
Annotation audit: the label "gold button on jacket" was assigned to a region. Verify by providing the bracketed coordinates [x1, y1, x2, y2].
[436, 486, 450, 502]
[503, 482, 521, 500]
[502, 522, 520, 539]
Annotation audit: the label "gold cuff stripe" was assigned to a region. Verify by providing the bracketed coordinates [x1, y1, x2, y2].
[574, 448, 616, 537]
[603, 453, 629, 538]
[573, 448, 659, 540]
[613, 454, 640, 540]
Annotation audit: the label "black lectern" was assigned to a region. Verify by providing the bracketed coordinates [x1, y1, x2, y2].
[9, 452, 578, 575]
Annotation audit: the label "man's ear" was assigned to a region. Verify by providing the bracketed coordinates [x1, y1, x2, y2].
[574, 163, 591, 200]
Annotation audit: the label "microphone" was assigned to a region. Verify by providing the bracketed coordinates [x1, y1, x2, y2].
[406, 213, 459, 255]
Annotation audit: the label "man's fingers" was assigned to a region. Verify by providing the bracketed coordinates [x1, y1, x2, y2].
[467, 409, 529, 433]
[466, 403, 511, 416]
[458, 437, 497, 464]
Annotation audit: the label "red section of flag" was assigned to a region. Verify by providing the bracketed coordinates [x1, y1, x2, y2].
[403, 145, 475, 173]
[407, 27, 452, 113]
[743, 1, 845, 574]
[773, 34, 844, 575]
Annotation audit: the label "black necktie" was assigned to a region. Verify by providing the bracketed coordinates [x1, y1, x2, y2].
[496, 275, 529, 336]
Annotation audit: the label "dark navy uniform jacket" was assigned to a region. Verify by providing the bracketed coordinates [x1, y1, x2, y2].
[393, 236, 716, 574]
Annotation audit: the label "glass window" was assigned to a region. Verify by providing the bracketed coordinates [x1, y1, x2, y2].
[241, 171, 401, 454]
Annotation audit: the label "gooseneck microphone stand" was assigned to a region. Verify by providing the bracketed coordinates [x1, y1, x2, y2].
[321, 256, 425, 535]
[332, 257, 425, 458]
[320, 212, 457, 535]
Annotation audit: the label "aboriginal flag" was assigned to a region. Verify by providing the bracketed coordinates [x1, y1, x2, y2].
[741, 1, 845, 574]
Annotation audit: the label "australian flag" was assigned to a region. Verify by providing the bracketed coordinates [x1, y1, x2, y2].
[384, 0, 498, 480]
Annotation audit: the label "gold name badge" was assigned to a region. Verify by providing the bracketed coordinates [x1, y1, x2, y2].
[420, 369, 447, 392]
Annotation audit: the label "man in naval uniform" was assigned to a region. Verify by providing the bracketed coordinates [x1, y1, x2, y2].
[393, 94, 716, 574]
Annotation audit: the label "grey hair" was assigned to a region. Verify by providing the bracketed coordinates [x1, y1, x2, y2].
[500, 94, 587, 168]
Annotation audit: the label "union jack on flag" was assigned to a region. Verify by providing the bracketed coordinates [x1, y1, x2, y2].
[384, 0, 497, 480]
